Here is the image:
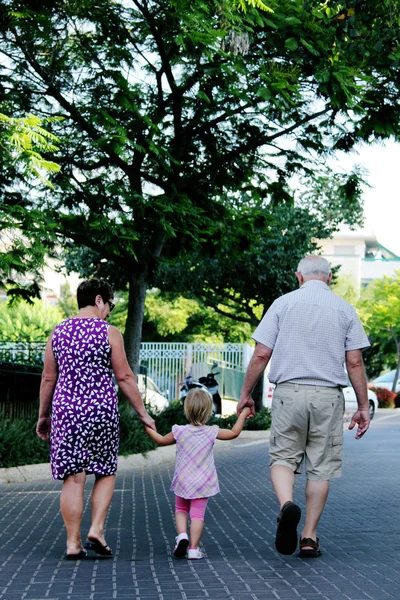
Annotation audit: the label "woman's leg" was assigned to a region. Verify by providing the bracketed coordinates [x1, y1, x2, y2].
[189, 498, 208, 548]
[87, 474, 115, 546]
[60, 472, 86, 554]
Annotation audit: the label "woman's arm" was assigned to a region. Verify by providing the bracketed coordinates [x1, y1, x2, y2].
[36, 334, 58, 441]
[145, 427, 175, 446]
[217, 407, 251, 440]
[108, 326, 156, 431]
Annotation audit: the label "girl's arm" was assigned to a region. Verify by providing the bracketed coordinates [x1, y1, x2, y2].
[217, 407, 251, 440]
[145, 426, 175, 446]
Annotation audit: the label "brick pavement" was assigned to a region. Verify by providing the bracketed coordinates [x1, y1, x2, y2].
[1, 411, 400, 600]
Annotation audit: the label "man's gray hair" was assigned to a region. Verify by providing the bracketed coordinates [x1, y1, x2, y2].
[297, 255, 331, 278]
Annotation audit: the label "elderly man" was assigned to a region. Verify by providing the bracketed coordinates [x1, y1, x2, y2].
[237, 255, 370, 558]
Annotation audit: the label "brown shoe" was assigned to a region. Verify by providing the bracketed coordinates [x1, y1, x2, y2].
[299, 537, 322, 558]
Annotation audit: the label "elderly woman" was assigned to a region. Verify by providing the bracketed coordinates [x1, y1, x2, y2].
[36, 278, 156, 560]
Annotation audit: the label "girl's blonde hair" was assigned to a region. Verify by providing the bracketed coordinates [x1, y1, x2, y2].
[184, 388, 213, 426]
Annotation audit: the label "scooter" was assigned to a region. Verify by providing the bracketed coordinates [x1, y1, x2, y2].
[179, 366, 222, 415]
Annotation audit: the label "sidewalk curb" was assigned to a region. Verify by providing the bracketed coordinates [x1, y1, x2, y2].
[0, 430, 270, 484]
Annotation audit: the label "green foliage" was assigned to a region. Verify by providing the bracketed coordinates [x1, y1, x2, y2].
[57, 281, 77, 319]
[0, 417, 49, 468]
[156, 202, 341, 322]
[1, 0, 400, 368]
[235, 0, 273, 13]
[209, 407, 271, 430]
[0, 299, 63, 341]
[118, 402, 158, 455]
[0, 113, 62, 303]
[358, 272, 400, 384]
[154, 400, 271, 434]
[0, 399, 270, 468]
[330, 274, 359, 305]
[0, 113, 61, 187]
[143, 290, 254, 342]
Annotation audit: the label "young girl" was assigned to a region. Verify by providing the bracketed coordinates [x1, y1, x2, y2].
[145, 388, 251, 560]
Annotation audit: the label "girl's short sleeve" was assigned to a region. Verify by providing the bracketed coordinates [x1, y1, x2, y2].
[172, 424, 181, 441]
[210, 424, 219, 441]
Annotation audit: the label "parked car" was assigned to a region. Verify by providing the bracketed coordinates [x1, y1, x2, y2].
[263, 379, 378, 420]
[371, 370, 400, 393]
[137, 374, 169, 411]
[343, 384, 378, 420]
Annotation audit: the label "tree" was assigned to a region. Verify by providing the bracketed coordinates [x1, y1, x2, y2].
[155, 198, 362, 324]
[1, 0, 400, 372]
[358, 272, 400, 389]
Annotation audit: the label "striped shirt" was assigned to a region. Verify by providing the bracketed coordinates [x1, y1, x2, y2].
[253, 280, 370, 387]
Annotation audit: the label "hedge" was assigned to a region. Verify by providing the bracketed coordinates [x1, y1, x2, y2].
[0, 401, 271, 469]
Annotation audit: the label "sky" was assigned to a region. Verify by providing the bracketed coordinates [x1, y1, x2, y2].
[341, 138, 400, 256]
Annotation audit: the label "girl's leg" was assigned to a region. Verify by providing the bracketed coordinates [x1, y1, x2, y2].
[189, 498, 208, 548]
[175, 495, 190, 534]
[60, 471, 86, 555]
[87, 474, 115, 548]
[174, 496, 190, 557]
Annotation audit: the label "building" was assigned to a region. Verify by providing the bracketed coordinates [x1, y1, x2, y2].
[318, 228, 400, 290]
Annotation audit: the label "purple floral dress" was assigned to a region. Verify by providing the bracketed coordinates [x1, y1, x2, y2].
[50, 318, 119, 480]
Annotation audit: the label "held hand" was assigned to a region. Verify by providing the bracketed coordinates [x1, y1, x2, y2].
[348, 409, 370, 439]
[240, 406, 252, 419]
[140, 412, 157, 431]
[36, 416, 51, 441]
[237, 395, 255, 418]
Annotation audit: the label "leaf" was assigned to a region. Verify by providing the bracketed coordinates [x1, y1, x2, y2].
[285, 37, 299, 51]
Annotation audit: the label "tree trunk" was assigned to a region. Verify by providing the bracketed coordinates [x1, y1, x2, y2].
[124, 272, 147, 376]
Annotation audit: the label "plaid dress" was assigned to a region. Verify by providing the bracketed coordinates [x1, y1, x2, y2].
[170, 424, 220, 499]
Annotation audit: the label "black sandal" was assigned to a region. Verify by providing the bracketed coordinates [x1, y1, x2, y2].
[299, 537, 322, 558]
[64, 549, 87, 560]
[275, 501, 301, 555]
[84, 538, 113, 556]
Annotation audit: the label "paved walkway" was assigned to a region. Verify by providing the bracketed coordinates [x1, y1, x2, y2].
[1, 410, 400, 600]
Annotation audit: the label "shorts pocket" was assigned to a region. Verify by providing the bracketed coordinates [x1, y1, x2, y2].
[330, 435, 343, 473]
[332, 435, 343, 446]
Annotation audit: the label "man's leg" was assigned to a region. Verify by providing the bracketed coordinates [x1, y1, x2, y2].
[301, 479, 329, 547]
[271, 464, 301, 555]
[270, 464, 295, 507]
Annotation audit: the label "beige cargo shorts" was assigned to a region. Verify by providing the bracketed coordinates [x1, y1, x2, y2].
[269, 382, 345, 481]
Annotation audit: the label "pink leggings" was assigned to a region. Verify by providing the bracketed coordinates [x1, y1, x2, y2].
[175, 495, 208, 521]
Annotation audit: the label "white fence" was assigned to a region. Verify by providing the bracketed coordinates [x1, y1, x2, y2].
[139, 343, 253, 401]
[0, 341, 255, 402]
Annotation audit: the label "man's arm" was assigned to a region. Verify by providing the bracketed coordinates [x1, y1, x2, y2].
[346, 349, 370, 439]
[237, 343, 273, 417]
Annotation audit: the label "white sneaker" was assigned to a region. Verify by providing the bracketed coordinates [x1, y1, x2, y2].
[187, 547, 204, 560]
[174, 533, 189, 558]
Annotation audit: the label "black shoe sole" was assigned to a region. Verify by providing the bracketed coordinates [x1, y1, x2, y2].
[174, 538, 189, 558]
[275, 503, 301, 555]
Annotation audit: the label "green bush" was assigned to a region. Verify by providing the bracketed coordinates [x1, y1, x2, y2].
[0, 417, 49, 468]
[0, 401, 271, 469]
[118, 401, 158, 455]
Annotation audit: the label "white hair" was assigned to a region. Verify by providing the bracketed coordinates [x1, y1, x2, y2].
[297, 255, 331, 279]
